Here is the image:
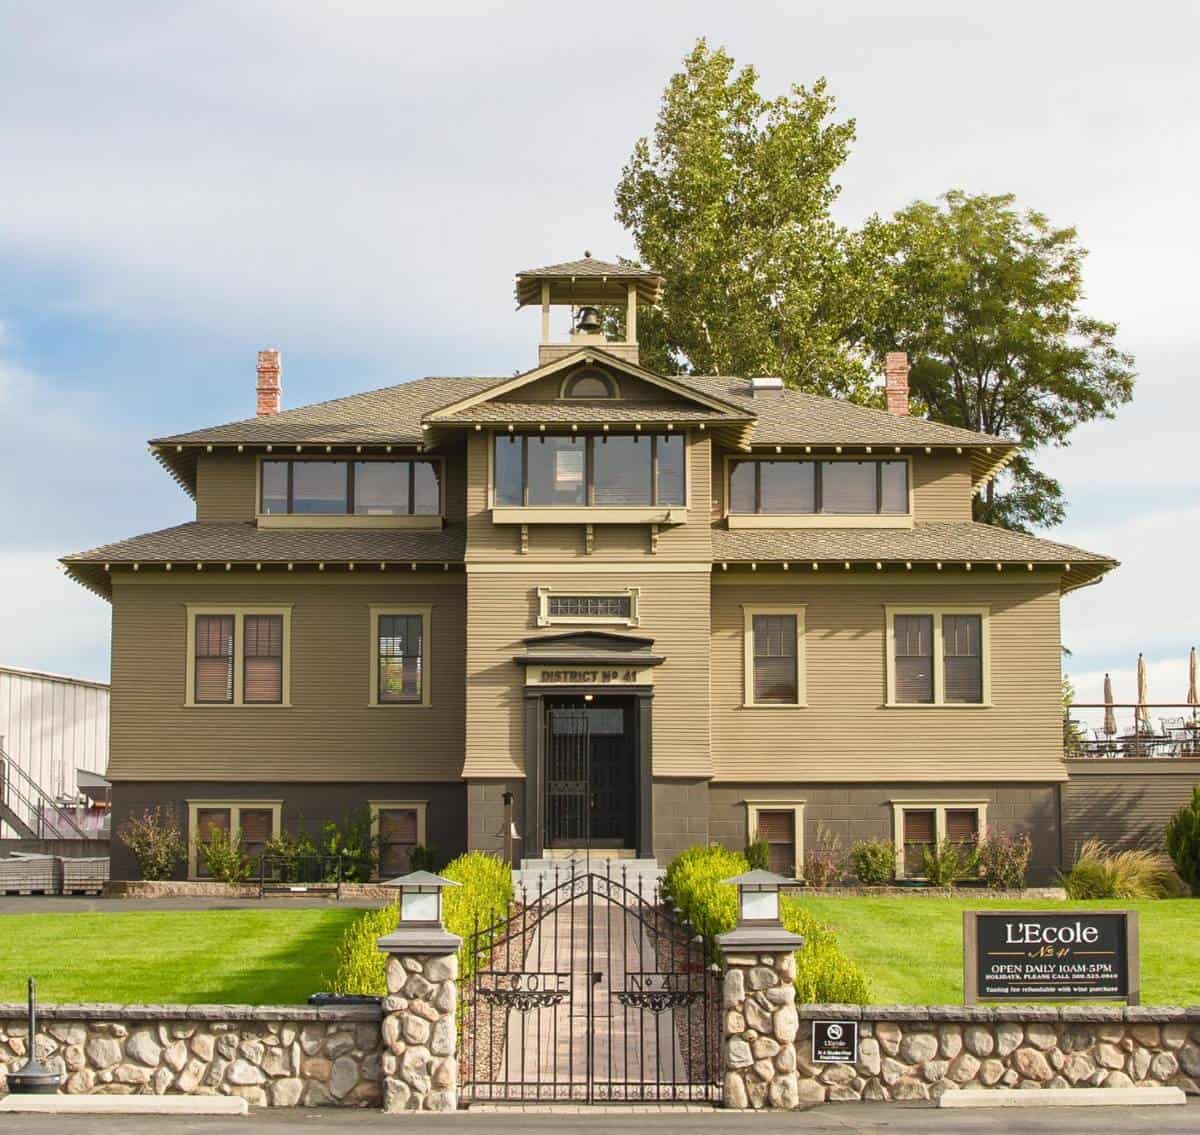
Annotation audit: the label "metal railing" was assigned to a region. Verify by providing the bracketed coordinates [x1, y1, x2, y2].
[0, 745, 90, 839]
[1065, 703, 1200, 760]
[257, 853, 367, 898]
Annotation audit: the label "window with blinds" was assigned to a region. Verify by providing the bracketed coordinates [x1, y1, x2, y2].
[893, 614, 934, 704]
[239, 808, 274, 861]
[946, 808, 979, 848]
[195, 807, 231, 877]
[943, 614, 983, 703]
[243, 615, 283, 704]
[194, 616, 235, 704]
[753, 614, 798, 704]
[378, 808, 419, 876]
[378, 614, 424, 704]
[756, 810, 796, 877]
[902, 808, 936, 877]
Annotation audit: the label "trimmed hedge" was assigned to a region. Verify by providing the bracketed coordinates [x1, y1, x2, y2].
[662, 844, 870, 1004]
[328, 850, 513, 995]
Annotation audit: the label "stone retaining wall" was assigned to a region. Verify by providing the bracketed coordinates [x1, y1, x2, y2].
[0, 1004, 383, 1107]
[789, 1005, 1200, 1103]
[104, 880, 397, 900]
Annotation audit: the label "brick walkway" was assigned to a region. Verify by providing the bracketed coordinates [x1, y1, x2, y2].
[497, 892, 694, 1101]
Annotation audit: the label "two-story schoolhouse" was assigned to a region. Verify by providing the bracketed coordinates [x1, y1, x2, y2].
[63, 255, 1115, 883]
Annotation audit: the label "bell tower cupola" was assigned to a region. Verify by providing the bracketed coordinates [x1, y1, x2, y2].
[514, 252, 663, 367]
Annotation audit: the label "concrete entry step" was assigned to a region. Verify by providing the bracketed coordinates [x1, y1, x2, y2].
[513, 858, 664, 898]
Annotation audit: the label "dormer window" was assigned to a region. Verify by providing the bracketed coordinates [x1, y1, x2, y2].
[562, 367, 619, 400]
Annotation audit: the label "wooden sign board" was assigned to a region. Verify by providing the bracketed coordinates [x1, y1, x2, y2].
[963, 910, 1139, 1005]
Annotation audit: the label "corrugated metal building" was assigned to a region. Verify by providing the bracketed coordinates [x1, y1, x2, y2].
[0, 664, 110, 838]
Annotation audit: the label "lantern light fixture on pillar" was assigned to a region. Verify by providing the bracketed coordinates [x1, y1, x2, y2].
[716, 870, 805, 953]
[383, 869, 460, 927]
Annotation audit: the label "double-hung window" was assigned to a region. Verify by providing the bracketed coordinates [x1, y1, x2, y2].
[369, 606, 432, 707]
[886, 607, 989, 706]
[187, 799, 282, 878]
[892, 801, 988, 879]
[742, 606, 806, 707]
[187, 607, 291, 706]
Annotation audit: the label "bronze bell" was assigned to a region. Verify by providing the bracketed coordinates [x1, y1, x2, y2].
[575, 306, 602, 334]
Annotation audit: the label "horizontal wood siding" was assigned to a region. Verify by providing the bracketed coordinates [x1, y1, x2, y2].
[196, 454, 257, 522]
[710, 578, 1065, 782]
[192, 449, 467, 523]
[463, 569, 712, 778]
[464, 431, 714, 562]
[912, 452, 973, 522]
[108, 576, 465, 781]
[1063, 759, 1200, 854]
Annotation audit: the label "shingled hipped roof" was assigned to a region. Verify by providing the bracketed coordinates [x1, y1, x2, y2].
[515, 255, 663, 306]
[62, 522, 466, 598]
[712, 522, 1115, 592]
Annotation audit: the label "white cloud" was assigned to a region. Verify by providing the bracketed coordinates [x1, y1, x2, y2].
[0, 553, 110, 682]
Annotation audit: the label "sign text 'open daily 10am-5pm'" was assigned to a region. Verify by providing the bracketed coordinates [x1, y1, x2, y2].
[963, 911, 1139, 1005]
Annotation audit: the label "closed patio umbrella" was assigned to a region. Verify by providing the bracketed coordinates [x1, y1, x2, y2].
[1102, 673, 1117, 737]
[1135, 653, 1151, 734]
[1188, 647, 1198, 713]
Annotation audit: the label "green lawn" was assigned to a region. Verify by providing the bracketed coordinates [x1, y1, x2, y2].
[0, 909, 365, 1005]
[798, 896, 1200, 1005]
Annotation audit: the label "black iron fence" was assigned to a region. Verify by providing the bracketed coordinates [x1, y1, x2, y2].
[256, 854, 361, 897]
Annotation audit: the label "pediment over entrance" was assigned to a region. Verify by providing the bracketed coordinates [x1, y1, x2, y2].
[515, 631, 665, 668]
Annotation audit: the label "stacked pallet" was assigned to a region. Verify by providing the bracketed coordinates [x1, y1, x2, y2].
[0, 853, 110, 895]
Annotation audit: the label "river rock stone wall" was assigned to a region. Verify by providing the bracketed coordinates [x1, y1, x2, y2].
[381, 951, 458, 1112]
[791, 1005, 1200, 1102]
[721, 949, 802, 1109]
[0, 1004, 382, 1107]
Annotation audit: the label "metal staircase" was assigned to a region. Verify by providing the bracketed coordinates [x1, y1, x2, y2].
[0, 745, 89, 840]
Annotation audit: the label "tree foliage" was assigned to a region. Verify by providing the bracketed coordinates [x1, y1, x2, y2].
[614, 40, 876, 399]
[615, 44, 1136, 532]
[864, 191, 1135, 529]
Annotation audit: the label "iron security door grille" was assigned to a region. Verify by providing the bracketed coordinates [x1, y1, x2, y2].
[461, 865, 719, 1104]
[545, 709, 590, 848]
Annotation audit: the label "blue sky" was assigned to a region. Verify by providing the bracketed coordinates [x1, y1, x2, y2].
[1, 1, 1197, 723]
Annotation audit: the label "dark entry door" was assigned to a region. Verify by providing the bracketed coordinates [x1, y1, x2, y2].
[545, 699, 636, 849]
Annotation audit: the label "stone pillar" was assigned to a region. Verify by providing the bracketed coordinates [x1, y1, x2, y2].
[720, 946, 802, 1109]
[379, 949, 459, 1112]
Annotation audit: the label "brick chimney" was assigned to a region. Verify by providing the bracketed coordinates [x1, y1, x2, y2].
[884, 351, 910, 416]
[256, 349, 282, 416]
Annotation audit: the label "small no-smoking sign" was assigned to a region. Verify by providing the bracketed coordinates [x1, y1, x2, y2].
[811, 1019, 858, 1064]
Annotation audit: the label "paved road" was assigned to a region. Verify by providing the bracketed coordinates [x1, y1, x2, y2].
[1, 1104, 1198, 1134]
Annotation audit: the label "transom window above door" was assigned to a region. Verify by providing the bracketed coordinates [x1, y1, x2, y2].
[494, 434, 685, 509]
[260, 459, 441, 517]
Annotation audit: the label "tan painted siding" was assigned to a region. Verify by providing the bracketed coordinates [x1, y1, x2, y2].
[1063, 759, 1200, 853]
[710, 577, 1065, 782]
[912, 452, 973, 522]
[464, 431, 713, 562]
[463, 569, 712, 779]
[192, 450, 467, 523]
[708, 448, 974, 524]
[108, 575, 465, 781]
[196, 454, 257, 522]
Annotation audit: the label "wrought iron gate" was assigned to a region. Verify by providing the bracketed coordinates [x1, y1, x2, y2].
[460, 864, 719, 1103]
[544, 709, 590, 849]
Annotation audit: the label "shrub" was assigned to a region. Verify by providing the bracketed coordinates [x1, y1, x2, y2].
[849, 839, 896, 886]
[921, 838, 981, 887]
[264, 825, 317, 882]
[978, 829, 1032, 890]
[1165, 785, 1200, 897]
[117, 805, 186, 880]
[1060, 838, 1175, 899]
[803, 825, 846, 888]
[317, 807, 378, 882]
[408, 844, 438, 873]
[662, 844, 870, 1004]
[198, 828, 254, 884]
[328, 850, 513, 995]
[743, 837, 770, 871]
